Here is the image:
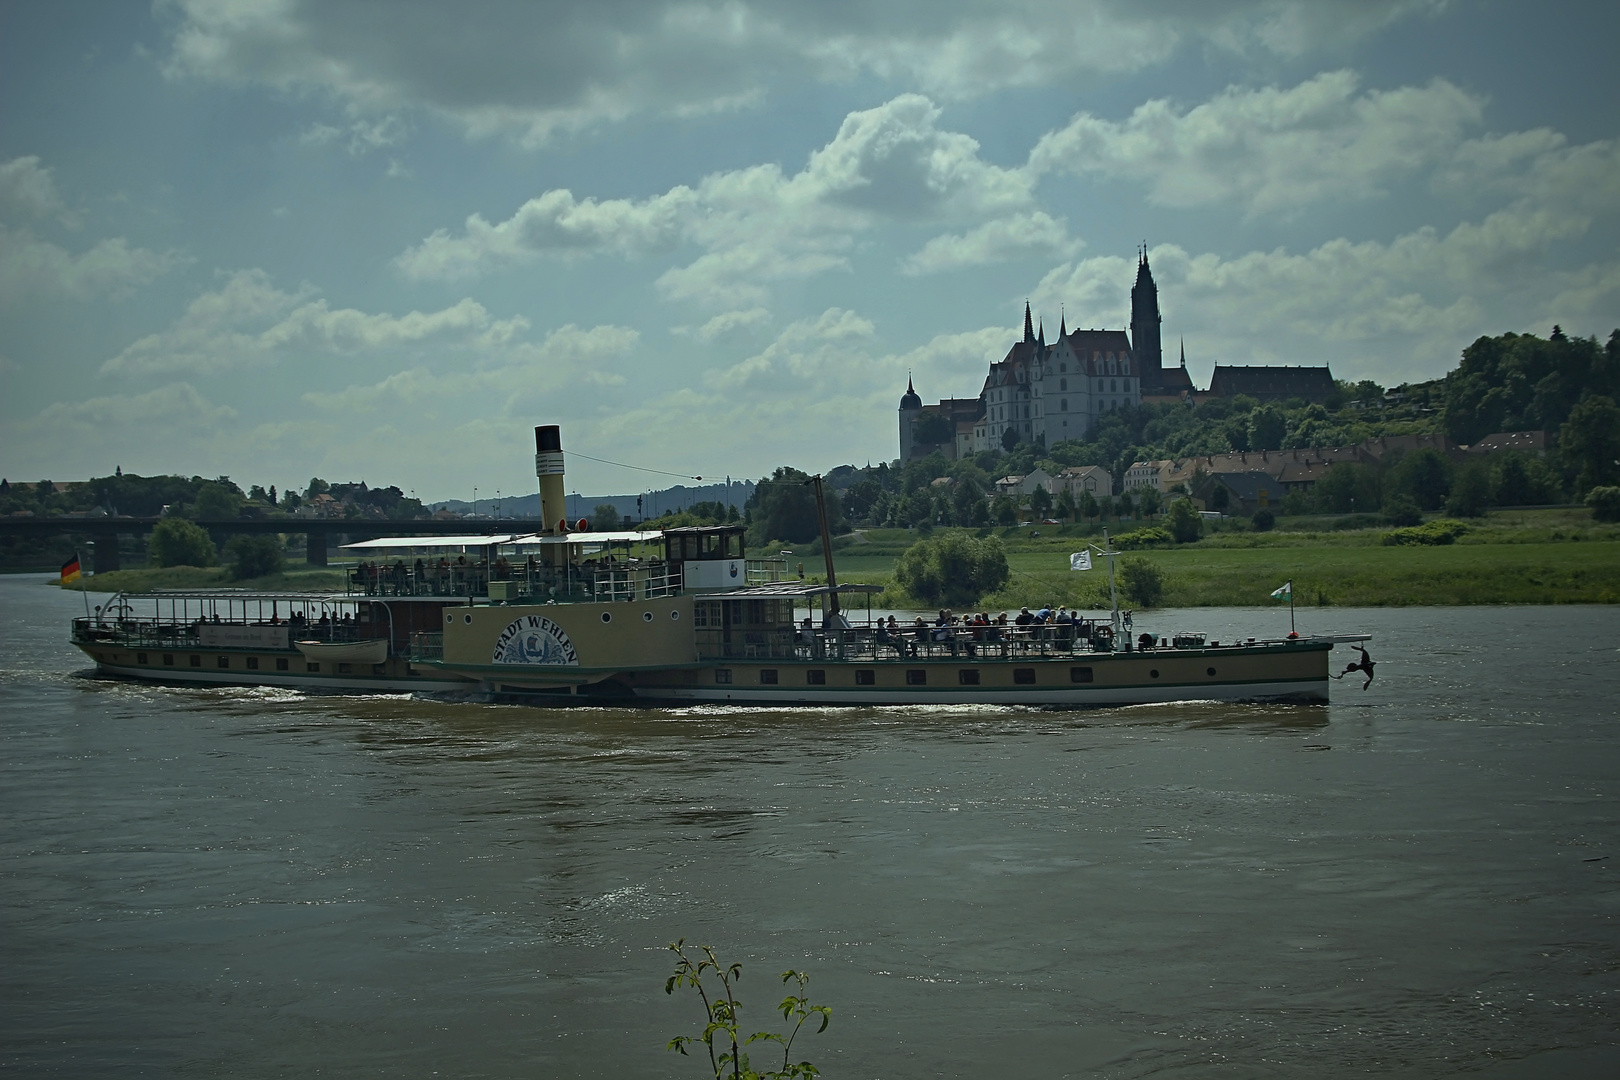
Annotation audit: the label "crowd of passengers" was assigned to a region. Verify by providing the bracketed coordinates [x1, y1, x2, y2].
[797, 605, 1120, 658]
[351, 554, 662, 596]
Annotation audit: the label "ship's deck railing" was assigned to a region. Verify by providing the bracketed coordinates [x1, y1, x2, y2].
[694, 622, 1121, 662]
[348, 560, 682, 602]
[745, 558, 787, 585]
[72, 616, 368, 651]
[409, 632, 444, 661]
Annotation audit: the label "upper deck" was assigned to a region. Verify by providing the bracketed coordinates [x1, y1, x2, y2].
[341, 524, 786, 603]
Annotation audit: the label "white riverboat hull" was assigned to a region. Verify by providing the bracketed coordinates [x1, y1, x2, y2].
[626, 678, 1329, 707]
[89, 659, 472, 695]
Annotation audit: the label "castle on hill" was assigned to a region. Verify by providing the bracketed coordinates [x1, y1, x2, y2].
[898, 250, 1333, 463]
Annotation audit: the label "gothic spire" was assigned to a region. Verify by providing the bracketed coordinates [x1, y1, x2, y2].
[1059, 307, 1067, 337]
[1180, 338, 1186, 367]
[1037, 319, 1045, 347]
[1023, 300, 1034, 343]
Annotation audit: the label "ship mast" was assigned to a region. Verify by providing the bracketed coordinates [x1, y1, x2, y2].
[810, 474, 840, 623]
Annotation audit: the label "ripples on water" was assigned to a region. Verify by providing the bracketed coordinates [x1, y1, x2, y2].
[3, 575, 1618, 1078]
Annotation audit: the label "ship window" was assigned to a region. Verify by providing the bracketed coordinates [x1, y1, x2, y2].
[601, 611, 613, 623]
[190, 655, 201, 667]
[1071, 667, 1093, 683]
[1014, 668, 1036, 684]
[806, 670, 826, 685]
[162, 654, 173, 666]
[855, 669, 875, 685]
[959, 669, 980, 685]
[137, 653, 148, 665]
[906, 669, 926, 685]
[1207, 667, 1217, 676]
[760, 669, 778, 684]
[642, 611, 654, 622]
[307, 662, 320, 672]
[715, 668, 732, 684]
[246, 656, 259, 670]
[1150, 669, 1160, 678]
[276, 658, 289, 671]
[338, 663, 352, 674]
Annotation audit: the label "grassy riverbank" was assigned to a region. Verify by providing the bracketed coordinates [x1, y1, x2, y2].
[827, 508, 1620, 608]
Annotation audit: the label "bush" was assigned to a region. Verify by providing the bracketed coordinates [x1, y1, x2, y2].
[147, 518, 216, 567]
[1165, 498, 1202, 543]
[1251, 508, 1275, 532]
[1112, 526, 1173, 549]
[1382, 519, 1471, 546]
[223, 534, 285, 580]
[1588, 486, 1620, 523]
[1380, 494, 1423, 526]
[1119, 556, 1164, 607]
[894, 530, 1010, 607]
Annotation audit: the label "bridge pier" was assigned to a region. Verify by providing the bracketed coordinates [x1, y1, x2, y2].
[93, 533, 121, 574]
[305, 529, 328, 566]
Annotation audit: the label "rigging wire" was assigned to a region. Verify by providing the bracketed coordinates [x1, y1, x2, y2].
[565, 450, 703, 481]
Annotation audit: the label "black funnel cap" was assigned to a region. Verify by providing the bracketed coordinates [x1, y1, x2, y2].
[535, 425, 561, 453]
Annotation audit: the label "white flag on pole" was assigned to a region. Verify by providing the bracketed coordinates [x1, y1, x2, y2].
[1270, 581, 1291, 600]
[1070, 551, 1092, 572]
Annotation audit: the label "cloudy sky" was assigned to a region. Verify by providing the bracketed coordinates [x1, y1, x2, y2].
[2, 1, 1616, 500]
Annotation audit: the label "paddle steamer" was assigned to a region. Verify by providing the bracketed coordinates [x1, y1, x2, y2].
[72, 426, 1359, 705]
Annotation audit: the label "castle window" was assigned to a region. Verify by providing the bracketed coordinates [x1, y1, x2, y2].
[1061, 399, 1068, 411]
[1060, 378, 1067, 391]
[1122, 358, 1130, 375]
[1112, 379, 1118, 392]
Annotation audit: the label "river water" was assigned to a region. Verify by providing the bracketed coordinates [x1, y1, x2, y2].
[3, 574, 1618, 1078]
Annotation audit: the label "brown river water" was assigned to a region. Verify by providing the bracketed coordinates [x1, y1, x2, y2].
[3, 574, 1618, 1078]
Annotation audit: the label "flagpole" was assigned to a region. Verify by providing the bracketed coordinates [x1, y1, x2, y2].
[1289, 578, 1295, 636]
[77, 549, 91, 619]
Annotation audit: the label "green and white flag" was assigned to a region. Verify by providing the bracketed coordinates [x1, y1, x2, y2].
[1070, 551, 1092, 572]
[1270, 581, 1292, 601]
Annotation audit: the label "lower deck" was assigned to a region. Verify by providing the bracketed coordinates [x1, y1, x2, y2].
[76, 641, 473, 694]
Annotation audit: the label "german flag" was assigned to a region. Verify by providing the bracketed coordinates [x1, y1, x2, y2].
[60, 554, 82, 586]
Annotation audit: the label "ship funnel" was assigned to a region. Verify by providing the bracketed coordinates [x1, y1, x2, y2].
[535, 425, 566, 533]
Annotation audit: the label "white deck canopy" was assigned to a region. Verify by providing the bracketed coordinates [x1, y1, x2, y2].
[341, 530, 658, 552]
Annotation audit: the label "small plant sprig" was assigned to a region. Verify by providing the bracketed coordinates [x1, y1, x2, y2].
[665, 939, 831, 1080]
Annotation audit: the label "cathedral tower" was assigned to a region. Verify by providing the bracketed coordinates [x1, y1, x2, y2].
[1130, 246, 1164, 391]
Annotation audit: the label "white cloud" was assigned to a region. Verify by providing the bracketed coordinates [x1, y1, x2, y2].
[399, 94, 1035, 304]
[0, 226, 186, 302]
[101, 269, 530, 376]
[705, 307, 876, 391]
[301, 322, 641, 414]
[672, 307, 774, 342]
[159, 1, 1437, 142]
[1028, 70, 1484, 216]
[902, 211, 1079, 274]
[1033, 191, 1620, 387]
[0, 156, 71, 222]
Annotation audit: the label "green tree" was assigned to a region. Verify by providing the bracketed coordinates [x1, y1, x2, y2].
[223, 534, 284, 580]
[305, 477, 331, 498]
[192, 481, 244, 519]
[1380, 494, 1423, 526]
[894, 531, 1010, 607]
[1000, 425, 1020, 451]
[1559, 394, 1620, 493]
[1248, 405, 1287, 451]
[1387, 448, 1453, 511]
[1078, 490, 1099, 522]
[1208, 484, 1230, 512]
[1251, 508, 1275, 532]
[990, 494, 1018, 526]
[1445, 461, 1491, 517]
[1029, 485, 1052, 519]
[1054, 488, 1077, 522]
[591, 503, 623, 531]
[148, 518, 216, 568]
[1136, 486, 1162, 517]
[1586, 486, 1620, 523]
[1119, 555, 1164, 606]
[1165, 498, 1201, 543]
[747, 468, 844, 544]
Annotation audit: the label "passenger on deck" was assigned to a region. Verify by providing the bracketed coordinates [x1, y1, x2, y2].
[1015, 607, 1034, 626]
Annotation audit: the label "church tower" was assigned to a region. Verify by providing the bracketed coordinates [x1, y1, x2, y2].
[898, 375, 923, 464]
[1130, 246, 1164, 391]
